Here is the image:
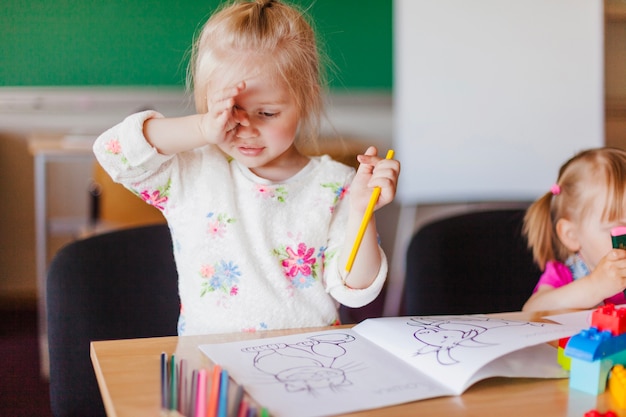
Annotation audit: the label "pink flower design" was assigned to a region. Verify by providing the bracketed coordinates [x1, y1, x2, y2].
[200, 264, 215, 278]
[105, 139, 122, 154]
[255, 184, 275, 199]
[208, 220, 226, 238]
[140, 189, 168, 210]
[282, 243, 316, 278]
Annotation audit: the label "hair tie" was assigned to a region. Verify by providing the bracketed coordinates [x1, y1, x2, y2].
[550, 184, 561, 195]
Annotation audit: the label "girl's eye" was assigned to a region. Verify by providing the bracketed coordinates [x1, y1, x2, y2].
[259, 112, 277, 118]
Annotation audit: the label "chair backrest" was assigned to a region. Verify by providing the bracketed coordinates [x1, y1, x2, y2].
[403, 209, 541, 316]
[47, 224, 179, 417]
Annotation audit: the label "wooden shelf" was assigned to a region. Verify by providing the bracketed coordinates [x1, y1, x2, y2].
[606, 1, 626, 22]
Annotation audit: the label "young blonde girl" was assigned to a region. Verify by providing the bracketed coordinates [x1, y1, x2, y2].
[93, 0, 400, 335]
[522, 147, 626, 311]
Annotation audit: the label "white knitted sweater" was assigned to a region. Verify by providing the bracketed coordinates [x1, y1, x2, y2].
[93, 111, 387, 335]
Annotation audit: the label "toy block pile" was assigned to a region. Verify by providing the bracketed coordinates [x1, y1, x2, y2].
[564, 304, 626, 406]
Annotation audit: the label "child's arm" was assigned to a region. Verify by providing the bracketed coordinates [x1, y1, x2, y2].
[339, 146, 400, 289]
[143, 82, 248, 155]
[522, 249, 626, 311]
[523, 280, 606, 312]
[142, 114, 206, 155]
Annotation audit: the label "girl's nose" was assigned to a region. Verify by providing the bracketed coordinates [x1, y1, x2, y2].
[232, 108, 257, 138]
[232, 107, 250, 127]
[235, 122, 258, 139]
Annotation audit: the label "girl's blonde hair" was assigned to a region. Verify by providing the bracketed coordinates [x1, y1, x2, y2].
[524, 147, 626, 270]
[188, 0, 325, 145]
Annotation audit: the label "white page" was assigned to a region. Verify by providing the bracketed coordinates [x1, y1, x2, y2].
[543, 308, 616, 330]
[200, 329, 454, 417]
[351, 315, 579, 393]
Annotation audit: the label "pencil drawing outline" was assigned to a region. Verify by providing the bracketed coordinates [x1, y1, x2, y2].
[241, 333, 362, 396]
[407, 316, 544, 365]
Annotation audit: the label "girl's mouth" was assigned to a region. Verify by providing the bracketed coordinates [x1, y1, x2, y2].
[237, 146, 264, 157]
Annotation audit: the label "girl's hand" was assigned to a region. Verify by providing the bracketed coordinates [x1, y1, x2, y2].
[350, 146, 400, 213]
[199, 81, 250, 145]
[589, 249, 626, 297]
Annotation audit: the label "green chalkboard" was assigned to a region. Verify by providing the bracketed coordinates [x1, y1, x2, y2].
[1, 0, 391, 90]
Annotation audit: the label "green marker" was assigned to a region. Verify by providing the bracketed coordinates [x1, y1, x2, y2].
[611, 226, 626, 297]
[611, 226, 626, 250]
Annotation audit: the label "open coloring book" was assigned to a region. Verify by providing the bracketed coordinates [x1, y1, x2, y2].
[199, 314, 584, 417]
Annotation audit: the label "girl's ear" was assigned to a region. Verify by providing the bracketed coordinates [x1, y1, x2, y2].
[556, 218, 581, 252]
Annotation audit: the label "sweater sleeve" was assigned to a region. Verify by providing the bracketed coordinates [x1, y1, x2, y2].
[319, 165, 388, 308]
[93, 110, 173, 186]
[325, 246, 387, 308]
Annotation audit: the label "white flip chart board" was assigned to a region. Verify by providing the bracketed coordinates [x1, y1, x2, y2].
[393, 0, 604, 204]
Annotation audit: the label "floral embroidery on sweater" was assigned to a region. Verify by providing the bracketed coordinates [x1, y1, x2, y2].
[104, 138, 128, 164]
[135, 179, 171, 211]
[199, 260, 241, 297]
[273, 242, 324, 289]
[206, 212, 236, 238]
[321, 182, 348, 212]
[254, 183, 288, 202]
[242, 322, 269, 333]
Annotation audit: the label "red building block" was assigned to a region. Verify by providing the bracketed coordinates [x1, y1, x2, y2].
[591, 304, 626, 336]
[584, 410, 618, 417]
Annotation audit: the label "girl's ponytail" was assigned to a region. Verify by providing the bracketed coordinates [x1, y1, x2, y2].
[523, 191, 556, 270]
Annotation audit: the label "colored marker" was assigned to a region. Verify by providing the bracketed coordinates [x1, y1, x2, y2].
[207, 365, 222, 417]
[170, 354, 177, 411]
[345, 149, 395, 272]
[237, 399, 249, 417]
[195, 370, 207, 417]
[161, 352, 168, 410]
[189, 369, 198, 417]
[179, 359, 186, 414]
[230, 385, 244, 417]
[612, 226, 626, 249]
[611, 226, 626, 297]
[217, 369, 229, 417]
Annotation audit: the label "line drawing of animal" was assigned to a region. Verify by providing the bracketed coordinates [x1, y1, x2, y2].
[406, 316, 543, 365]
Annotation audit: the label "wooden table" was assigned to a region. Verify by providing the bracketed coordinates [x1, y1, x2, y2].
[91, 311, 625, 417]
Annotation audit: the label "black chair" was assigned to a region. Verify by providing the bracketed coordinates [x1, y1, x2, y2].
[403, 208, 541, 316]
[46, 224, 180, 417]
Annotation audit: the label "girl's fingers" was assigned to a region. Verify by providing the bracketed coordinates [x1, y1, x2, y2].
[207, 81, 246, 114]
[356, 147, 380, 167]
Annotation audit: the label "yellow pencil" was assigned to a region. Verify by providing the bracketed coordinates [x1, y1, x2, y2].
[345, 149, 395, 272]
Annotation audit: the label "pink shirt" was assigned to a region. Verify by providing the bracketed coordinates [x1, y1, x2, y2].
[534, 260, 626, 305]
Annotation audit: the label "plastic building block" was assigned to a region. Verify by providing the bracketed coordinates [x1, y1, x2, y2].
[558, 337, 571, 370]
[565, 328, 626, 362]
[558, 346, 571, 371]
[584, 410, 618, 417]
[569, 356, 617, 395]
[609, 364, 626, 408]
[592, 304, 626, 336]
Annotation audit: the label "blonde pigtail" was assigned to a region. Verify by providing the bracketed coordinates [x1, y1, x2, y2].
[523, 192, 556, 270]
